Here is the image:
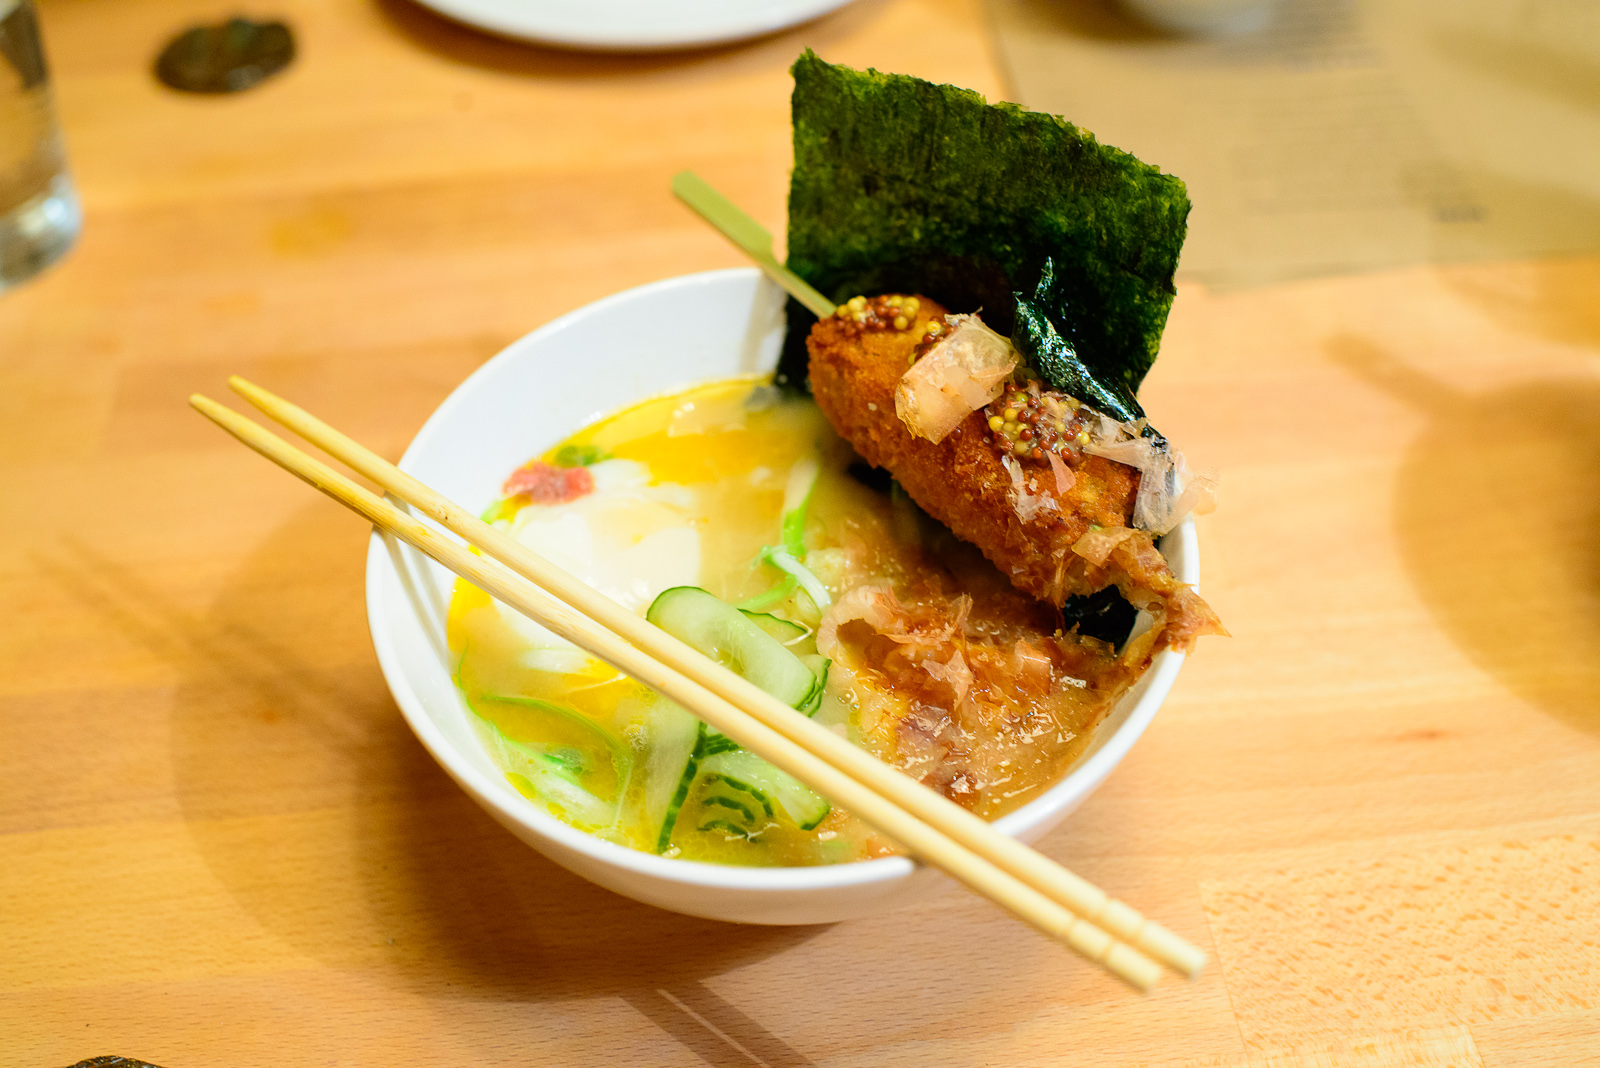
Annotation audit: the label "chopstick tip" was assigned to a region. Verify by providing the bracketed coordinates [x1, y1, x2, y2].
[1139, 924, 1209, 980]
[1104, 943, 1163, 994]
[190, 393, 242, 430]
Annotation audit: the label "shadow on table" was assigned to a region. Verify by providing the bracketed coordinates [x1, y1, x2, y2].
[1437, 255, 1600, 354]
[372, 0, 887, 82]
[39, 489, 1145, 1064]
[43, 505, 820, 1067]
[1432, 27, 1600, 119]
[1327, 334, 1600, 736]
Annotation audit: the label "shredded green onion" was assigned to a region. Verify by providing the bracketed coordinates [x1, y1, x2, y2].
[780, 457, 819, 555]
[737, 575, 798, 612]
[738, 455, 826, 611]
[764, 548, 832, 611]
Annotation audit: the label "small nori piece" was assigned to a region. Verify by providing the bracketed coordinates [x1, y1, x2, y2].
[779, 51, 1189, 406]
[64, 1058, 169, 1068]
[154, 17, 294, 94]
[1061, 585, 1141, 650]
[1012, 257, 1144, 424]
[845, 461, 895, 494]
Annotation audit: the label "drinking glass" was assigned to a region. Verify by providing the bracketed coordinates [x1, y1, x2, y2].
[0, 0, 79, 292]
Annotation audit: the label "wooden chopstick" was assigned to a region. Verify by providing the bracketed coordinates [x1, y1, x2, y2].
[191, 392, 1163, 990]
[227, 375, 1209, 981]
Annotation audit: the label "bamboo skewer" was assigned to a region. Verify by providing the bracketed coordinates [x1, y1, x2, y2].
[671, 171, 837, 319]
[190, 392, 1163, 991]
[226, 375, 1209, 981]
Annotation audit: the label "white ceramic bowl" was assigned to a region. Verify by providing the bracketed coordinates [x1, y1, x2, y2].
[366, 267, 1198, 925]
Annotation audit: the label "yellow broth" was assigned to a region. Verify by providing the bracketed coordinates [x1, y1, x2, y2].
[448, 378, 1117, 866]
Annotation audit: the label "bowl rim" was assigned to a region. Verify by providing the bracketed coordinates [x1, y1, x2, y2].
[366, 266, 1192, 894]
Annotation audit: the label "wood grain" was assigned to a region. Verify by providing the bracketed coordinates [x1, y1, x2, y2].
[1140, 1028, 1485, 1068]
[3, 0, 1600, 1063]
[1201, 834, 1600, 1046]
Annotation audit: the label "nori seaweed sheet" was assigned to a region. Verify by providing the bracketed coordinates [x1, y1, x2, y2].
[777, 51, 1189, 403]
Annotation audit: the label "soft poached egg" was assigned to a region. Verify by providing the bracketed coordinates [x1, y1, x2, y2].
[492, 458, 701, 673]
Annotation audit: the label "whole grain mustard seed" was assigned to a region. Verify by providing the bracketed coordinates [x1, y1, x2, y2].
[982, 378, 1097, 468]
[893, 315, 909, 330]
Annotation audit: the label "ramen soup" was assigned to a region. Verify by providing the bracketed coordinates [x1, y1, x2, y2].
[448, 377, 1153, 866]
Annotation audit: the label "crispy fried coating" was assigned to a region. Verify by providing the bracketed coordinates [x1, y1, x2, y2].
[807, 295, 1223, 651]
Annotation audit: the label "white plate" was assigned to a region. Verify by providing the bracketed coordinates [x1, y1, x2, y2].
[413, 0, 857, 51]
[366, 267, 1197, 924]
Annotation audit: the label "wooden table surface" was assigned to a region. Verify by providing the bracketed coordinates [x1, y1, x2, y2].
[4, 0, 1599, 1064]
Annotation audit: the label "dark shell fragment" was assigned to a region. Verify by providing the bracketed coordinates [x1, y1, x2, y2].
[154, 17, 294, 94]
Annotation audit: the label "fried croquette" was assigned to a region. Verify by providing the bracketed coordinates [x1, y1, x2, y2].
[807, 294, 1223, 651]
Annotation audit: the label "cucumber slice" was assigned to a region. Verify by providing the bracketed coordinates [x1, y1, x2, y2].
[701, 793, 760, 824]
[800, 654, 831, 686]
[503, 765, 613, 829]
[646, 587, 829, 848]
[648, 586, 820, 712]
[657, 721, 726, 853]
[481, 693, 634, 782]
[702, 773, 775, 820]
[461, 687, 623, 829]
[698, 750, 831, 830]
[796, 654, 831, 716]
[635, 695, 699, 852]
[697, 731, 742, 758]
[487, 727, 616, 829]
[739, 610, 808, 645]
[678, 763, 776, 843]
